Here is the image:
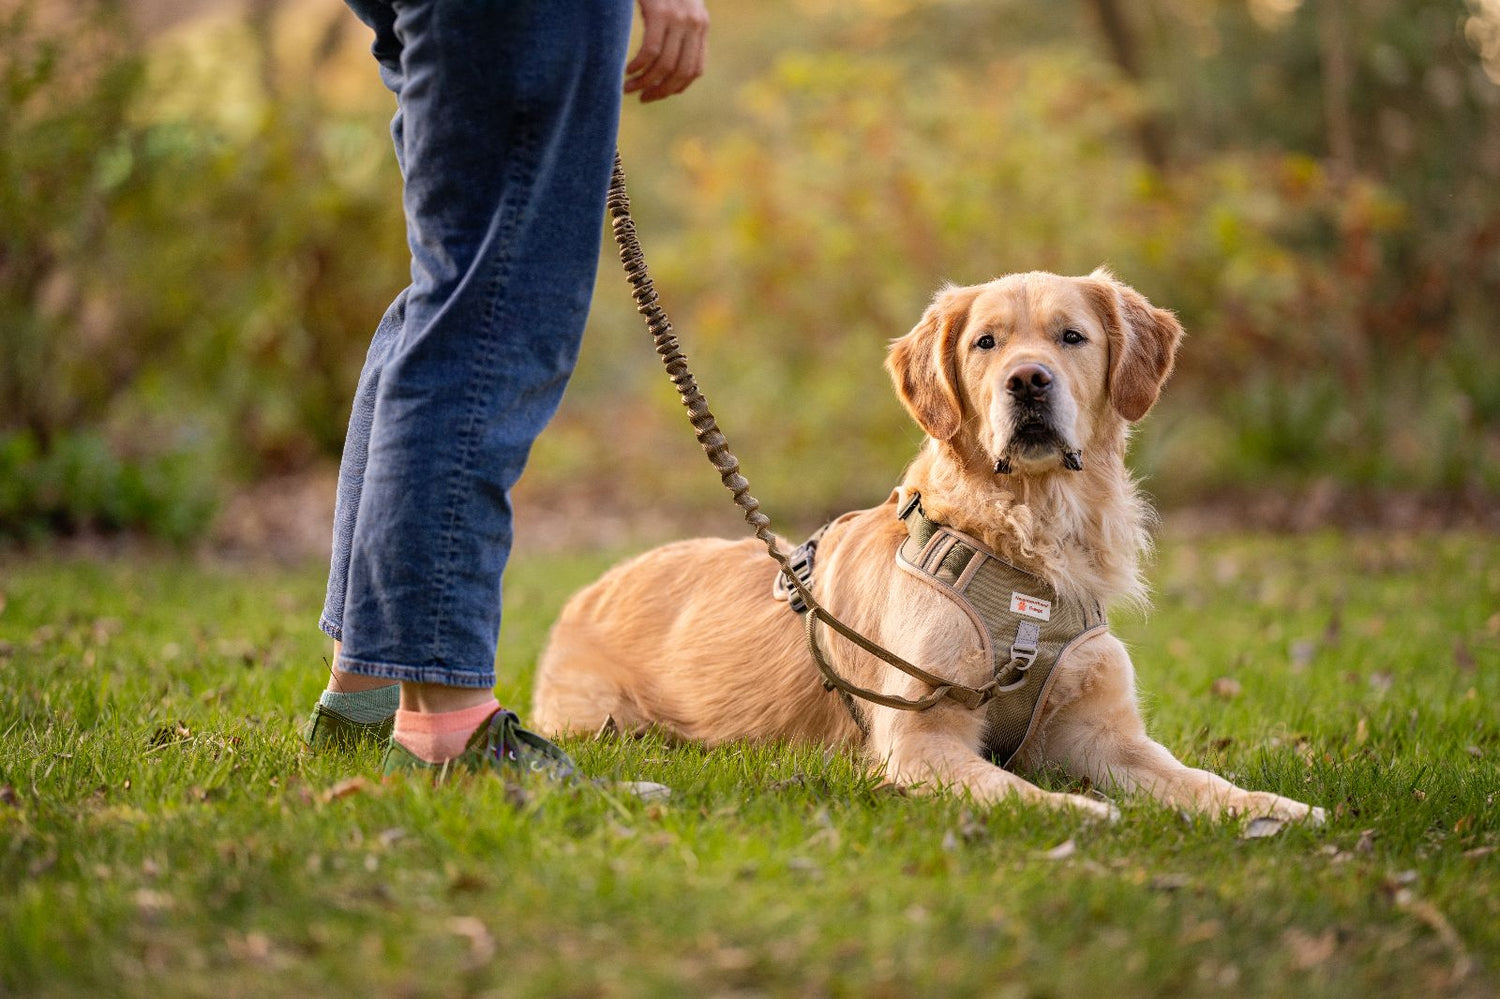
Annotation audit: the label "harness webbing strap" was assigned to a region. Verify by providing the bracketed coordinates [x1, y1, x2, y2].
[895, 494, 1109, 766]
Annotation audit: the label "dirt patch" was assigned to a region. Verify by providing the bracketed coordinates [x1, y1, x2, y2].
[200, 465, 1500, 567]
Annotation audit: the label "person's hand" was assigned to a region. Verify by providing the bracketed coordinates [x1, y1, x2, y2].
[624, 0, 709, 103]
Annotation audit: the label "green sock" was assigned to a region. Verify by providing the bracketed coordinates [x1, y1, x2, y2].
[318, 684, 399, 724]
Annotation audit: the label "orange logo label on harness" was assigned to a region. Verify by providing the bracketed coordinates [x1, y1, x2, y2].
[1010, 592, 1052, 621]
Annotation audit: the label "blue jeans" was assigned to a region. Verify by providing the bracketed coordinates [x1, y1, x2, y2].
[320, 0, 633, 688]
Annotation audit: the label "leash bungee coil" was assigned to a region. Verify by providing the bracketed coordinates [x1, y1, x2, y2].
[605, 153, 999, 715]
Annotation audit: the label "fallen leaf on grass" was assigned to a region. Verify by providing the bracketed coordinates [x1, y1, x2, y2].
[147, 723, 192, 749]
[133, 888, 174, 916]
[321, 777, 372, 803]
[1211, 678, 1242, 699]
[1150, 873, 1192, 892]
[446, 870, 488, 895]
[1241, 817, 1285, 839]
[1044, 839, 1077, 860]
[1396, 895, 1472, 983]
[1283, 927, 1336, 969]
[0, 785, 18, 808]
[226, 931, 273, 962]
[1356, 828, 1377, 853]
[1461, 846, 1496, 859]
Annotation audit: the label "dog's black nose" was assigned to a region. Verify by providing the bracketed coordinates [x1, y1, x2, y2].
[1006, 363, 1053, 402]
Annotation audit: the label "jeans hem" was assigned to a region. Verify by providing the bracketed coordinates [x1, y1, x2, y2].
[334, 654, 496, 689]
[318, 615, 344, 642]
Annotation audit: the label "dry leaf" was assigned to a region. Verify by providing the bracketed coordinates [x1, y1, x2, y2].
[1397, 896, 1472, 982]
[447, 916, 495, 966]
[1283, 928, 1336, 969]
[1045, 839, 1077, 860]
[226, 931, 273, 962]
[321, 777, 370, 802]
[1211, 677, 1242, 699]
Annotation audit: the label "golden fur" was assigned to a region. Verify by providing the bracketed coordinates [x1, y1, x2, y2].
[533, 270, 1321, 823]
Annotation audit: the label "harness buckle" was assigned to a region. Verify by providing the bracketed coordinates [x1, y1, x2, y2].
[996, 619, 1041, 691]
[897, 491, 923, 522]
[773, 537, 819, 614]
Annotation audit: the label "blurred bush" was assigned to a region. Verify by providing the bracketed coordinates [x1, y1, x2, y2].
[1, 0, 406, 540]
[2, 0, 1497, 541]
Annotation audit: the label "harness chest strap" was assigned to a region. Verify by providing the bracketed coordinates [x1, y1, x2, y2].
[894, 492, 1108, 766]
[774, 492, 1108, 767]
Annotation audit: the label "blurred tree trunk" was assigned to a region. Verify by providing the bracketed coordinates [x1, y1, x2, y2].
[1084, 0, 1171, 173]
[1318, 0, 1356, 184]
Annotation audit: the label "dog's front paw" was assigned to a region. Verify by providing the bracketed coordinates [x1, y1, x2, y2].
[1235, 791, 1323, 825]
[1061, 792, 1120, 823]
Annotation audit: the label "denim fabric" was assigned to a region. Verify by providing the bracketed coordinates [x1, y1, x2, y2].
[321, 0, 633, 687]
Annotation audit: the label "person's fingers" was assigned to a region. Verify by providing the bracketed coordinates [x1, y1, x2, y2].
[637, 25, 688, 101]
[652, 24, 707, 100]
[674, 29, 707, 93]
[626, 0, 709, 101]
[624, 10, 666, 86]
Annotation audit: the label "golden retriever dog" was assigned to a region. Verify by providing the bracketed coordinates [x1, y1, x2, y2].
[533, 270, 1322, 824]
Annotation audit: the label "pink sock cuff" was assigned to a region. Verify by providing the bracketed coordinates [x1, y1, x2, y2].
[394, 698, 501, 735]
[393, 698, 500, 763]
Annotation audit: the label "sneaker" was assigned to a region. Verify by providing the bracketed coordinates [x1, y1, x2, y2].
[301, 687, 399, 751]
[383, 708, 670, 800]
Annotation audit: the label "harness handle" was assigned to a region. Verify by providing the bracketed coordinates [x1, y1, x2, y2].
[607, 153, 996, 715]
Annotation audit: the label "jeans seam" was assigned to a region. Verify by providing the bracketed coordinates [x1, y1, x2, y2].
[335, 653, 496, 689]
[319, 615, 344, 642]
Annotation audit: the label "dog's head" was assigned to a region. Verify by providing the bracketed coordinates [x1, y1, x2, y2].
[886, 269, 1182, 476]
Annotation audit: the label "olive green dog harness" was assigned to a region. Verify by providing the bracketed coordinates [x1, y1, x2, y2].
[895, 494, 1108, 766]
[776, 493, 1108, 768]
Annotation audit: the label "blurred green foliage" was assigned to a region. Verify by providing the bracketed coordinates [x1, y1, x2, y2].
[2, 0, 1497, 539]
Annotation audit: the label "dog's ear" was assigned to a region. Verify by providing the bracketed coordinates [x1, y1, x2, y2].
[1087, 268, 1183, 423]
[886, 285, 977, 442]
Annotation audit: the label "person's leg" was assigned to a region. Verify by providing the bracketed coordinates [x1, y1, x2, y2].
[304, 0, 410, 749]
[334, 0, 633, 765]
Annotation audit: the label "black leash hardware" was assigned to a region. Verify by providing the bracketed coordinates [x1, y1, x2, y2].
[606, 152, 998, 715]
[774, 531, 821, 615]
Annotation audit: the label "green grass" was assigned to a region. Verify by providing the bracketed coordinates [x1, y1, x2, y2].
[1, 533, 1497, 997]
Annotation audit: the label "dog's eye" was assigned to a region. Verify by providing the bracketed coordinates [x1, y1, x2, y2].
[975, 334, 996, 350]
[1061, 329, 1087, 345]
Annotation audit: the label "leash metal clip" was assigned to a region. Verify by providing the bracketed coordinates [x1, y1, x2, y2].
[996, 619, 1041, 692]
